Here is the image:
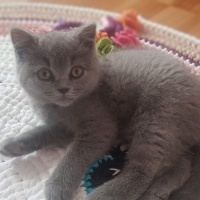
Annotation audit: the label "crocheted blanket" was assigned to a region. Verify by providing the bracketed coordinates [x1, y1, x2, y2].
[0, 3, 200, 200]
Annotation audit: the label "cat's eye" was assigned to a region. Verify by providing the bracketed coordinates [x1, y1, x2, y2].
[37, 68, 54, 81]
[70, 66, 85, 79]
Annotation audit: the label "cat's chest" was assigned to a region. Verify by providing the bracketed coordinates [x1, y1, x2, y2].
[40, 102, 93, 130]
[39, 105, 73, 126]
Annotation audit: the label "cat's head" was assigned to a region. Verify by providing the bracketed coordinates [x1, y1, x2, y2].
[10, 24, 101, 107]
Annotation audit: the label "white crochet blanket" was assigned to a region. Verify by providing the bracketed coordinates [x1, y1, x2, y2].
[0, 3, 200, 200]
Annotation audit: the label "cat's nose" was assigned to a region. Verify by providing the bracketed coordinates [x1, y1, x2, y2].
[57, 88, 69, 94]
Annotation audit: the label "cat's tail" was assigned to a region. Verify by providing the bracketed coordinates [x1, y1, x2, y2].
[169, 145, 200, 200]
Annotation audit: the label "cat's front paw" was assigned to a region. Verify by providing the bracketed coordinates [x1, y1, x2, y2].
[0, 137, 31, 157]
[45, 182, 72, 200]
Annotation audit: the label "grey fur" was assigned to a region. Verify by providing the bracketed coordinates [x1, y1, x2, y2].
[1, 23, 200, 200]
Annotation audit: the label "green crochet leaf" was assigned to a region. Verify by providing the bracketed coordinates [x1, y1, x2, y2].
[96, 37, 115, 56]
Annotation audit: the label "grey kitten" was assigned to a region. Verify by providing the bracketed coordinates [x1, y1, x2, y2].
[1, 23, 200, 200]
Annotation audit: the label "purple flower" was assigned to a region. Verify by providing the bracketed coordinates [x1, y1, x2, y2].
[99, 16, 123, 37]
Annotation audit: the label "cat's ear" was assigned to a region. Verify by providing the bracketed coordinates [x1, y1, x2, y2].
[77, 23, 96, 48]
[10, 28, 38, 59]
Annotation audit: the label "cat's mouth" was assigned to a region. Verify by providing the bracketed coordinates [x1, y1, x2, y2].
[55, 96, 74, 107]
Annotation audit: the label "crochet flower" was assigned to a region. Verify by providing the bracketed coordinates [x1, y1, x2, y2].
[99, 16, 123, 37]
[96, 31, 108, 42]
[96, 37, 115, 56]
[111, 27, 140, 47]
[54, 19, 83, 31]
[117, 9, 142, 31]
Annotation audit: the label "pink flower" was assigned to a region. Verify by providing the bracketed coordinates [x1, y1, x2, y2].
[111, 27, 140, 47]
